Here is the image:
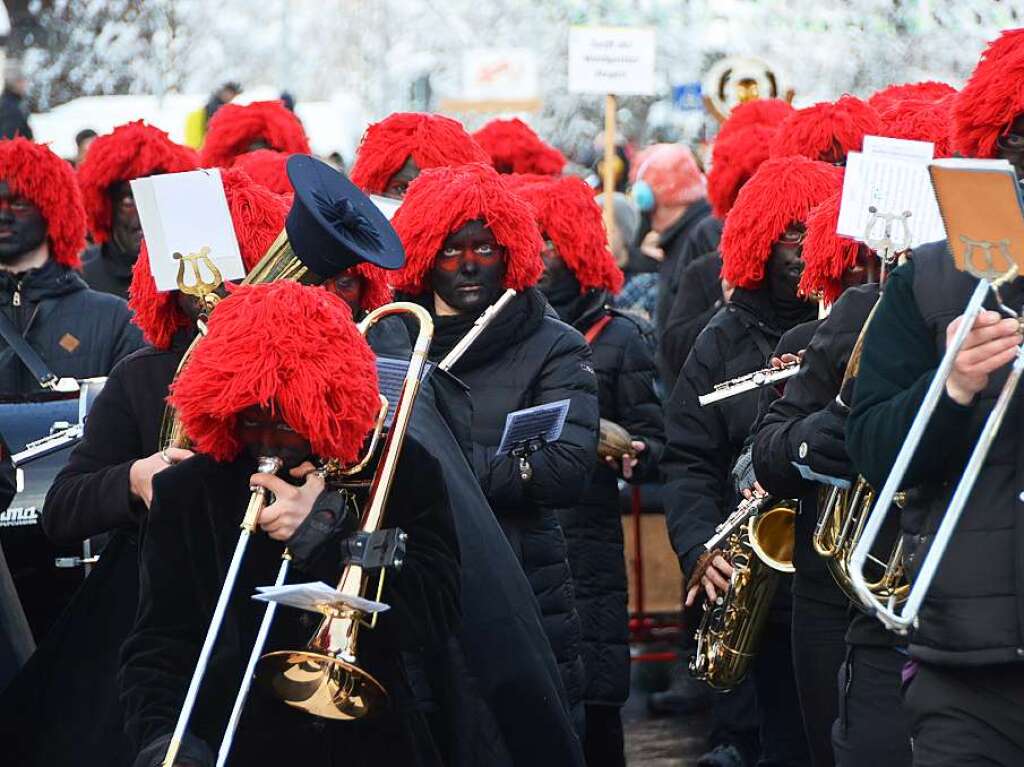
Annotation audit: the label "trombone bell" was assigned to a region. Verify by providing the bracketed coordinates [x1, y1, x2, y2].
[258, 649, 386, 720]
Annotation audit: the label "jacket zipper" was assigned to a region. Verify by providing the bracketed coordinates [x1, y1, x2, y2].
[12, 278, 21, 306]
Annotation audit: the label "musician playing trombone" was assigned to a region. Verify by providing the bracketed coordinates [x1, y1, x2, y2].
[120, 282, 461, 767]
[846, 30, 1024, 767]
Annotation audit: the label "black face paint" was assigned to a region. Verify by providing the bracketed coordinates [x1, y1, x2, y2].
[537, 238, 580, 307]
[0, 180, 47, 265]
[767, 222, 807, 302]
[237, 405, 313, 471]
[246, 137, 271, 152]
[430, 219, 507, 315]
[109, 180, 143, 257]
[325, 271, 365, 316]
[996, 113, 1024, 181]
[382, 156, 420, 200]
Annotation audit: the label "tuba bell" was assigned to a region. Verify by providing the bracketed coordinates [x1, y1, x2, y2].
[691, 495, 796, 690]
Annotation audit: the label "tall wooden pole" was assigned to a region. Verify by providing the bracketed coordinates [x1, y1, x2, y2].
[603, 93, 617, 240]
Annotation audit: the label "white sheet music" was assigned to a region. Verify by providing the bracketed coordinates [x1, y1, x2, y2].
[253, 582, 390, 615]
[836, 136, 947, 249]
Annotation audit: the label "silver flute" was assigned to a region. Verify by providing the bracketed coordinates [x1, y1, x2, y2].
[698, 361, 801, 407]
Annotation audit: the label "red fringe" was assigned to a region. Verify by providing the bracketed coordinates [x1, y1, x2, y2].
[769, 95, 880, 162]
[508, 174, 623, 294]
[231, 149, 293, 195]
[880, 94, 958, 158]
[472, 118, 566, 176]
[799, 191, 859, 305]
[77, 121, 198, 244]
[199, 101, 310, 169]
[129, 168, 289, 349]
[707, 124, 777, 218]
[390, 162, 543, 295]
[720, 156, 844, 290]
[953, 29, 1024, 159]
[717, 98, 795, 143]
[349, 112, 490, 194]
[169, 281, 380, 464]
[868, 81, 956, 112]
[0, 137, 86, 268]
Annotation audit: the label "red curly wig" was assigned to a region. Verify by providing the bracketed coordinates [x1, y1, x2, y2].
[0, 137, 87, 269]
[169, 281, 380, 464]
[349, 112, 491, 194]
[390, 162, 543, 295]
[717, 98, 795, 143]
[128, 168, 288, 349]
[508, 174, 623, 294]
[769, 95, 881, 163]
[868, 81, 956, 112]
[720, 156, 843, 290]
[231, 149, 293, 195]
[472, 118, 566, 176]
[77, 121, 198, 244]
[798, 191, 860, 306]
[953, 28, 1024, 159]
[707, 123, 777, 218]
[199, 100, 310, 169]
[880, 94, 958, 158]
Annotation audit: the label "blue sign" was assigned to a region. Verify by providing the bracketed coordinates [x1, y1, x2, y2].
[672, 82, 703, 111]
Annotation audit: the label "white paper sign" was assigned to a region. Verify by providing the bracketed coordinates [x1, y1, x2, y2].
[131, 169, 245, 292]
[836, 136, 947, 249]
[568, 26, 656, 96]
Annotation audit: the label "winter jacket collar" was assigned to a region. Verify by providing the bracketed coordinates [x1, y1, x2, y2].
[0, 259, 87, 306]
[553, 287, 610, 332]
[657, 197, 711, 252]
[730, 285, 817, 338]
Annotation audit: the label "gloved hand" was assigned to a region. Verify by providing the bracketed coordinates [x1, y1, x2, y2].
[789, 401, 852, 479]
[732, 446, 757, 497]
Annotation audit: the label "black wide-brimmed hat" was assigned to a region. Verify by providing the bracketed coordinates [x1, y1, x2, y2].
[285, 155, 405, 277]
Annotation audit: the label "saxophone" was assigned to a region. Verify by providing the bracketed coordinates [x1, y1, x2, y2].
[690, 496, 796, 690]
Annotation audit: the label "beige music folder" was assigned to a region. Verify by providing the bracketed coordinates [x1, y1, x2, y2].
[929, 159, 1024, 277]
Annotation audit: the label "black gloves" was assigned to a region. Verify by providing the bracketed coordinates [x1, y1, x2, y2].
[789, 401, 853, 479]
[286, 489, 356, 571]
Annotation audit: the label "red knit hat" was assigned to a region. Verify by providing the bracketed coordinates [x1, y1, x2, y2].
[128, 168, 288, 349]
[769, 95, 881, 163]
[717, 98, 795, 143]
[472, 118, 566, 176]
[868, 81, 956, 112]
[632, 143, 706, 207]
[77, 121, 198, 244]
[880, 94, 958, 158]
[798, 191, 860, 306]
[707, 123, 777, 218]
[169, 281, 380, 464]
[200, 100, 310, 168]
[507, 174, 623, 294]
[953, 28, 1024, 159]
[720, 156, 844, 289]
[390, 162, 543, 295]
[0, 137, 86, 268]
[349, 112, 491, 194]
[231, 149, 292, 195]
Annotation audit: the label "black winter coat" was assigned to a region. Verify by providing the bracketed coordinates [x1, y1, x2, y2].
[0, 260, 143, 397]
[0, 336, 187, 767]
[0, 90, 32, 139]
[849, 245, 1024, 666]
[551, 289, 664, 705]
[81, 242, 138, 300]
[432, 288, 598, 710]
[677, 215, 723, 274]
[121, 448, 460, 767]
[663, 287, 816, 577]
[661, 251, 724, 392]
[654, 198, 712, 335]
[752, 284, 879, 606]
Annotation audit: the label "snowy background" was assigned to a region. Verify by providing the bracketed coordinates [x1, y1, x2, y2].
[7, 0, 1023, 160]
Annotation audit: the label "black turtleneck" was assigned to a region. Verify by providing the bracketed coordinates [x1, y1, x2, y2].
[81, 241, 137, 300]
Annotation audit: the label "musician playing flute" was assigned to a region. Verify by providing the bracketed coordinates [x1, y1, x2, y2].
[120, 281, 461, 767]
[663, 155, 843, 766]
[514, 174, 664, 766]
[847, 30, 1024, 767]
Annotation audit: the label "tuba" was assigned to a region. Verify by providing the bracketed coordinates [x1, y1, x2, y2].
[691, 495, 796, 690]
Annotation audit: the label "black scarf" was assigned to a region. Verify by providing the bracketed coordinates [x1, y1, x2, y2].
[427, 288, 547, 372]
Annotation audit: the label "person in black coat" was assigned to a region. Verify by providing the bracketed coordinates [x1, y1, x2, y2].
[0, 74, 32, 140]
[390, 163, 598, 728]
[516, 175, 664, 766]
[0, 138, 143, 397]
[77, 122, 199, 299]
[664, 156, 843, 767]
[120, 281, 461, 767]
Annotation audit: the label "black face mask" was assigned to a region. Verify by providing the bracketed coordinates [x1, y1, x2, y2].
[0, 180, 47, 265]
[537, 241, 581, 308]
[767, 224, 806, 304]
[382, 156, 419, 200]
[109, 181, 143, 258]
[238, 406, 313, 472]
[430, 220, 507, 315]
[996, 113, 1024, 182]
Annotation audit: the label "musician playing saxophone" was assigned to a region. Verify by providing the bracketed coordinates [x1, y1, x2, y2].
[120, 282, 460, 767]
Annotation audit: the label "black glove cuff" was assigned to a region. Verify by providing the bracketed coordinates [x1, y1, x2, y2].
[287, 489, 356, 568]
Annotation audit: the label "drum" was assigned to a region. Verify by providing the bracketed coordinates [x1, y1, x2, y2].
[0, 378, 106, 641]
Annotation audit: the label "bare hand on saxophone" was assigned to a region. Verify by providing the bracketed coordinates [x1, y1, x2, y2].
[249, 461, 325, 541]
[686, 554, 734, 608]
[944, 310, 1022, 406]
